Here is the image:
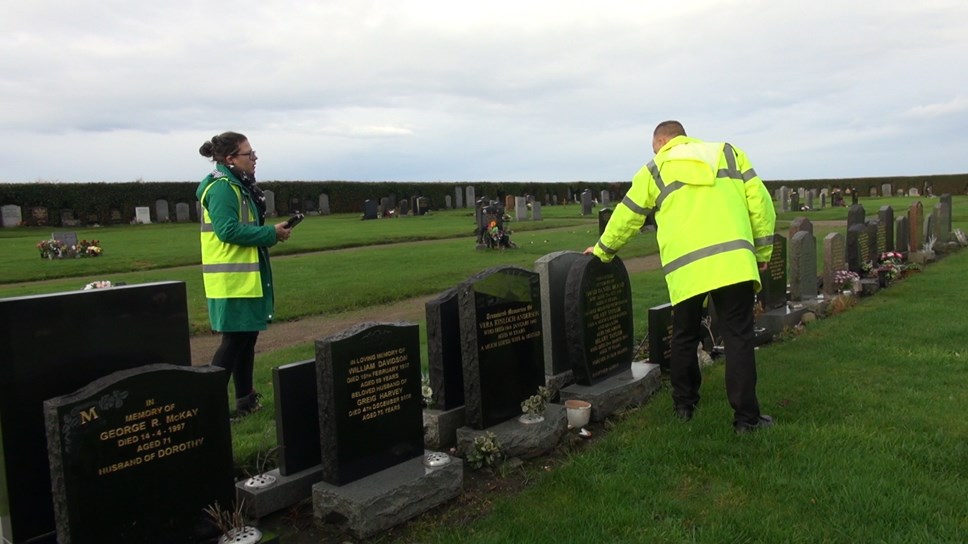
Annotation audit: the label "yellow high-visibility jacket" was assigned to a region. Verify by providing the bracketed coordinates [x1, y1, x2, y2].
[594, 135, 776, 305]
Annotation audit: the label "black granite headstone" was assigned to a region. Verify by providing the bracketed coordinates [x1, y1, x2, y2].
[43, 364, 232, 544]
[426, 288, 464, 410]
[362, 200, 378, 220]
[756, 234, 787, 310]
[458, 266, 545, 429]
[315, 322, 423, 486]
[564, 255, 634, 385]
[878, 206, 895, 252]
[846, 224, 869, 273]
[598, 207, 613, 236]
[273, 359, 321, 476]
[534, 251, 583, 378]
[847, 204, 866, 230]
[648, 303, 673, 370]
[0, 282, 191, 544]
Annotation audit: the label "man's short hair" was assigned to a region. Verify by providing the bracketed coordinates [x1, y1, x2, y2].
[654, 120, 686, 139]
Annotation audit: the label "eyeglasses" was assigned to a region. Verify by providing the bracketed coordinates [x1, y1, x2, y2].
[233, 150, 257, 159]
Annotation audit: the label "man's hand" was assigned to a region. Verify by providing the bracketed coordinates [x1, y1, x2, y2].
[583, 246, 595, 255]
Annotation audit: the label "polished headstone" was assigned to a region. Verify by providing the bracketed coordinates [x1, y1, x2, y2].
[757, 234, 787, 311]
[535, 251, 583, 376]
[648, 303, 673, 370]
[273, 359, 321, 476]
[426, 288, 464, 410]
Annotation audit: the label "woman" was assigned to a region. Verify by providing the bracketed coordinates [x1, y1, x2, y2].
[197, 131, 291, 416]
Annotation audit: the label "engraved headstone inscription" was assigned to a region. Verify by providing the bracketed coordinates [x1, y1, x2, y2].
[846, 224, 869, 273]
[315, 322, 423, 486]
[564, 255, 634, 385]
[790, 230, 817, 301]
[458, 266, 545, 429]
[0, 282, 191, 544]
[823, 232, 846, 296]
[757, 234, 787, 310]
[648, 303, 674, 370]
[44, 364, 233, 544]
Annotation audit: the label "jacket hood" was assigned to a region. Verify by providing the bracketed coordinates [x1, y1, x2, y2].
[656, 136, 723, 187]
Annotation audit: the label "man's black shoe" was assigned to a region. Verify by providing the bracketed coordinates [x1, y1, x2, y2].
[734, 414, 774, 434]
[674, 405, 695, 422]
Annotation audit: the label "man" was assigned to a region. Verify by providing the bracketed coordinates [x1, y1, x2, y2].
[584, 120, 777, 433]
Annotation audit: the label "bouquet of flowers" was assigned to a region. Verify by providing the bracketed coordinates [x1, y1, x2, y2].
[833, 269, 860, 292]
[37, 238, 102, 259]
[875, 251, 904, 282]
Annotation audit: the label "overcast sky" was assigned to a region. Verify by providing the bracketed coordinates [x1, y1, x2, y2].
[1, 1, 965, 184]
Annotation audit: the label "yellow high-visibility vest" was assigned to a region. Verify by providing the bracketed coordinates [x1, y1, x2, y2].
[594, 136, 776, 305]
[199, 176, 262, 298]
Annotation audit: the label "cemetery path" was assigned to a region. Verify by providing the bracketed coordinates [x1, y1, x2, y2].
[188, 253, 663, 365]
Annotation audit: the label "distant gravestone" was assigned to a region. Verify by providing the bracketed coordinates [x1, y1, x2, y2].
[154, 199, 170, 222]
[465, 186, 475, 209]
[363, 199, 378, 220]
[851, 190, 859, 205]
[788, 217, 813, 241]
[457, 266, 545, 429]
[52, 231, 78, 248]
[925, 208, 939, 243]
[847, 204, 866, 230]
[882, 184, 892, 198]
[535, 251, 583, 377]
[823, 232, 846, 296]
[426, 289, 464, 410]
[600, 190, 610, 206]
[416, 197, 430, 215]
[870, 186, 878, 197]
[648, 304, 673, 370]
[398, 198, 409, 216]
[0, 282, 191, 544]
[936, 199, 951, 241]
[110, 208, 123, 224]
[44, 364, 233, 544]
[895, 216, 909, 256]
[806, 191, 814, 210]
[779, 186, 790, 212]
[939, 193, 953, 234]
[445, 195, 452, 209]
[865, 222, 880, 264]
[28, 206, 49, 226]
[790, 192, 799, 212]
[878, 206, 895, 252]
[315, 322, 424, 486]
[514, 197, 528, 221]
[598, 207, 613, 236]
[531, 201, 542, 221]
[455, 186, 464, 209]
[908, 201, 924, 252]
[59, 209, 80, 227]
[505, 195, 515, 211]
[757, 234, 787, 310]
[273, 359, 321, 475]
[319, 193, 331, 215]
[135, 206, 151, 224]
[175, 202, 190, 222]
[564, 256, 634, 385]
[1, 204, 22, 227]
[846, 224, 869, 273]
[581, 190, 593, 216]
[790, 230, 817, 301]
[263, 189, 276, 216]
[909, 188, 919, 197]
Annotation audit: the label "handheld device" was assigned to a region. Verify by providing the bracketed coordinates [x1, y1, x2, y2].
[284, 212, 304, 229]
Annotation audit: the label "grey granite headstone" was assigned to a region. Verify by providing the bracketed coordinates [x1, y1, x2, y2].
[936, 200, 951, 241]
[823, 232, 846, 296]
[531, 201, 542, 220]
[319, 193, 331, 215]
[790, 192, 799, 212]
[878, 206, 895, 252]
[1, 204, 22, 227]
[135, 206, 151, 224]
[398, 198, 409, 216]
[779, 186, 789, 212]
[925, 209, 939, 244]
[790, 230, 817, 301]
[59, 209, 80, 227]
[895, 216, 909, 256]
[535, 251, 583, 377]
[882, 183, 892, 198]
[788, 217, 813, 241]
[564, 255, 634, 385]
[581, 190, 593, 216]
[939, 193, 952, 235]
[908, 201, 923, 252]
[909, 188, 919, 197]
[821, 193, 826, 209]
[455, 186, 464, 208]
[847, 204, 866, 230]
[44, 364, 232, 544]
[457, 266, 545, 429]
[865, 222, 880, 264]
[263, 189, 276, 216]
[465, 186, 475, 209]
[315, 322, 424, 486]
[154, 199, 170, 222]
[806, 191, 814, 210]
[175, 202, 190, 222]
[515, 197, 528, 221]
[445, 195, 452, 209]
[600, 190, 610, 206]
[52, 231, 78, 248]
[505, 195, 515, 211]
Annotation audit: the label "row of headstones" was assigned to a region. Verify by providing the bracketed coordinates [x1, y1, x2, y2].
[1, 190, 334, 228]
[361, 195, 433, 219]
[775, 184, 936, 212]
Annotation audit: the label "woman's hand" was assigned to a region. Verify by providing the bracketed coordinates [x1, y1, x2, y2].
[274, 222, 292, 242]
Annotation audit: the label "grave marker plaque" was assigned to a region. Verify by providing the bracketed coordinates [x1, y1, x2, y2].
[273, 359, 321, 475]
[564, 255, 633, 385]
[426, 289, 464, 410]
[458, 266, 545, 429]
[315, 322, 423, 486]
[44, 364, 233, 544]
[0, 282, 191, 543]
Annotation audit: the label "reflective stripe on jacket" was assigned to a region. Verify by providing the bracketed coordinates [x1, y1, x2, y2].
[593, 135, 776, 305]
[199, 174, 262, 298]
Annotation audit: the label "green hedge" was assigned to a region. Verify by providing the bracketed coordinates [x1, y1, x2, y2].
[2, 174, 964, 227]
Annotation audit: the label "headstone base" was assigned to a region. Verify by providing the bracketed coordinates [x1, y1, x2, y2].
[456, 404, 567, 460]
[236, 465, 323, 519]
[422, 406, 466, 450]
[756, 304, 814, 336]
[559, 364, 661, 423]
[859, 278, 880, 297]
[312, 452, 462, 540]
[544, 369, 574, 398]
